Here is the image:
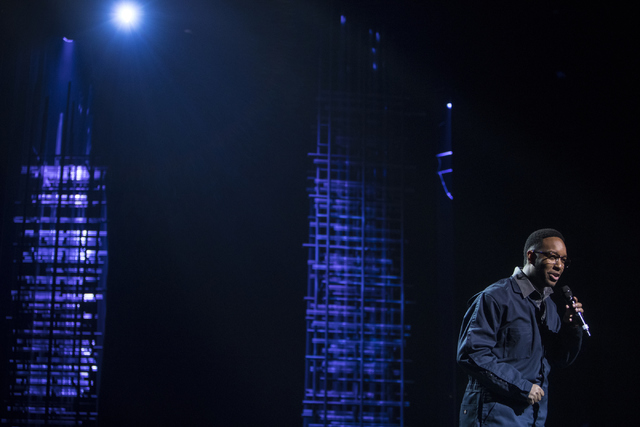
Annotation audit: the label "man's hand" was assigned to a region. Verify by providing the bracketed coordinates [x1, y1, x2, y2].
[528, 384, 544, 405]
[563, 296, 584, 324]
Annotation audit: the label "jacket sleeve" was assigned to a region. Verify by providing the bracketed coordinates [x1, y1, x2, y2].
[456, 292, 533, 402]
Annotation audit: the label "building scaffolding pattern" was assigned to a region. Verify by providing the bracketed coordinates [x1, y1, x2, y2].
[2, 38, 107, 424]
[303, 17, 411, 427]
[4, 158, 107, 426]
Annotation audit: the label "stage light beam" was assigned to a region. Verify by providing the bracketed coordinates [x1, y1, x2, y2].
[114, 3, 141, 29]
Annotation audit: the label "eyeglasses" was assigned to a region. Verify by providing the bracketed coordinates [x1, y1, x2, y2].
[533, 251, 571, 268]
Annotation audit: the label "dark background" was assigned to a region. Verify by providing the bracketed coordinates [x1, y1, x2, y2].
[1, 1, 637, 425]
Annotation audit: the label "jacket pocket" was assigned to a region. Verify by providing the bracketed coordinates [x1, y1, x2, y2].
[502, 327, 532, 360]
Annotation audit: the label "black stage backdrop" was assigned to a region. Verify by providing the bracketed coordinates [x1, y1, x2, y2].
[1, 1, 637, 426]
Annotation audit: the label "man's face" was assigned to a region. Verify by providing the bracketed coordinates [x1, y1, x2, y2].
[529, 237, 567, 288]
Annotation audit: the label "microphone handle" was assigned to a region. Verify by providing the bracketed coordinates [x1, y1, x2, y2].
[575, 311, 590, 337]
[561, 285, 591, 337]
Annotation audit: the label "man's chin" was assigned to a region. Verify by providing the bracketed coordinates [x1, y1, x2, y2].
[546, 272, 562, 287]
[546, 277, 560, 287]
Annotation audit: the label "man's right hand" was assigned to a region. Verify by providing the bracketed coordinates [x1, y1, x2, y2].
[527, 384, 544, 405]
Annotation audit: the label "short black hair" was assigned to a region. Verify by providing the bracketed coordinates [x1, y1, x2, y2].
[523, 228, 565, 265]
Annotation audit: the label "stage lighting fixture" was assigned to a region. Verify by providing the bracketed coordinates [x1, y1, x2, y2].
[114, 2, 141, 28]
[447, 103, 452, 109]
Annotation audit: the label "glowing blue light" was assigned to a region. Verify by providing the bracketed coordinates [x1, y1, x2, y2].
[62, 37, 73, 43]
[436, 151, 453, 200]
[437, 170, 453, 200]
[447, 103, 452, 109]
[340, 15, 346, 24]
[114, 2, 141, 28]
[372, 63, 377, 70]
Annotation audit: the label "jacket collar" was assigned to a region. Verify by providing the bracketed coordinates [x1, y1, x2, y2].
[511, 266, 553, 300]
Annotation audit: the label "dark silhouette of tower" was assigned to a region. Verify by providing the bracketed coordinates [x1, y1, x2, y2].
[302, 14, 412, 427]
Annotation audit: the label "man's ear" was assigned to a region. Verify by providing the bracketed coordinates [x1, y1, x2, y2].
[526, 250, 536, 265]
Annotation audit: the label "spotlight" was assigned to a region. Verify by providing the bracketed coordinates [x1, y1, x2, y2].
[446, 103, 452, 109]
[114, 2, 141, 29]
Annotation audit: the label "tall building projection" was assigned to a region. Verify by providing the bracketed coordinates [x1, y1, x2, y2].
[302, 15, 412, 427]
[1, 38, 107, 426]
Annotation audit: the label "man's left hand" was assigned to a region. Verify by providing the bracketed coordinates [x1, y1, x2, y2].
[563, 296, 584, 324]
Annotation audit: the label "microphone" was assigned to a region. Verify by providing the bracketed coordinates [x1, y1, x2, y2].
[561, 285, 590, 336]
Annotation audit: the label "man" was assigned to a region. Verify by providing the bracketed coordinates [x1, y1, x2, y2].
[457, 228, 585, 426]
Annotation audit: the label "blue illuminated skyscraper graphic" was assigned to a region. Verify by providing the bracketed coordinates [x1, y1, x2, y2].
[302, 15, 411, 427]
[1, 38, 107, 426]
